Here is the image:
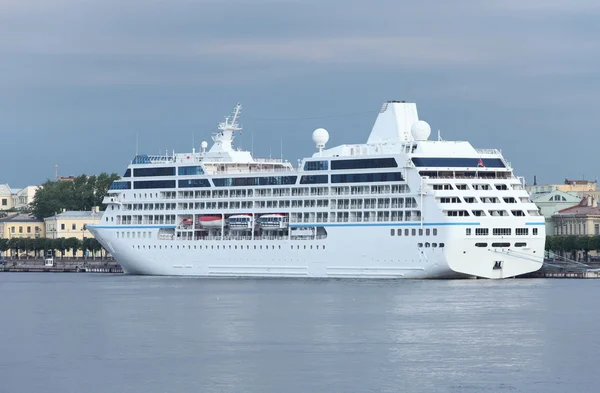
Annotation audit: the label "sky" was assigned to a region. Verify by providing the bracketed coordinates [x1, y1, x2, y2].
[1, 0, 599, 188]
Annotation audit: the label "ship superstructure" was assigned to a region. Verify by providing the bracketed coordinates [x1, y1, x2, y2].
[88, 101, 545, 279]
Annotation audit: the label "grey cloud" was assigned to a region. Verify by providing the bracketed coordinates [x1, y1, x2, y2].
[0, 0, 599, 186]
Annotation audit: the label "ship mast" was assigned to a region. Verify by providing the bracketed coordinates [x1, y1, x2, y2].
[210, 103, 242, 153]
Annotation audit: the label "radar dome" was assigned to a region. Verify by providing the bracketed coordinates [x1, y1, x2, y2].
[312, 128, 329, 149]
[201, 141, 208, 149]
[411, 120, 431, 141]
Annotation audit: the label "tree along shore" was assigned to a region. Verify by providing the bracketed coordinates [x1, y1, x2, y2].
[0, 237, 106, 259]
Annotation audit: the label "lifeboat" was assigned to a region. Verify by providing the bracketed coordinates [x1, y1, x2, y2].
[181, 218, 193, 226]
[226, 214, 253, 230]
[198, 215, 223, 228]
[257, 214, 288, 229]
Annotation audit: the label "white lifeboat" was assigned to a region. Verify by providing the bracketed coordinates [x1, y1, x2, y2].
[226, 214, 253, 230]
[198, 215, 223, 228]
[257, 214, 288, 230]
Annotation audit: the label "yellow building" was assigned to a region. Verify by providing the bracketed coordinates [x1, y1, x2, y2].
[527, 178, 597, 195]
[552, 196, 600, 236]
[0, 213, 46, 239]
[44, 208, 102, 240]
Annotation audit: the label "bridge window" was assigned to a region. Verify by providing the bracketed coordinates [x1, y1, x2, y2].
[109, 181, 131, 190]
[331, 158, 397, 170]
[123, 168, 131, 177]
[304, 160, 328, 171]
[133, 167, 175, 177]
[178, 166, 204, 176]
[133, 180, 176, 189]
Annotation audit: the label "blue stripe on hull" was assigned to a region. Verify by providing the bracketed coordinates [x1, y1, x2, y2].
[290, 222, 480, 228]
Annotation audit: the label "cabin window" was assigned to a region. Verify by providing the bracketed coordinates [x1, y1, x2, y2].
[390, 229, 395, 236]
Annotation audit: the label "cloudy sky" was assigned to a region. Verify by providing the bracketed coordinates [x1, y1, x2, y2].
[1, 0, 599, 187]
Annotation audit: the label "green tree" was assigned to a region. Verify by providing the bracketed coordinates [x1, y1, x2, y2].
[33, 238, 48, 258]
[64, 237, 81, 257]
[88, 238, 104, 259]
[0, 238, 8, 257]
[575, 236, 593, 262]
[31, 172, 120, 219]
[6, 238, 22, 258]
[545, 236, 553, 252]
[21, 238, 34, 258]
[591, 236, 600, 256]
[562, 235, 577, 260]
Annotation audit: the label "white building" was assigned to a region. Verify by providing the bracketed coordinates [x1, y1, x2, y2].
[0, 184, 39, 211]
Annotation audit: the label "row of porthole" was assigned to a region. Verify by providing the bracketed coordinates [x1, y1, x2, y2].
[417, 243, 445, 248]
[132, 244, 327, 251]
[391, 228, 438, 236]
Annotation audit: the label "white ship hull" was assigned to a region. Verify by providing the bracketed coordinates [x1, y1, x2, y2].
[88, 222, 545, 279]
[93, 101, 546, 279]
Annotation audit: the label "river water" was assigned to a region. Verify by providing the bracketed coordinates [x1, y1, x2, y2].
[0, 273, 598, 393]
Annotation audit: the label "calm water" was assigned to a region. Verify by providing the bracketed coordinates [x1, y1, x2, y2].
[0, 274, 598, 393]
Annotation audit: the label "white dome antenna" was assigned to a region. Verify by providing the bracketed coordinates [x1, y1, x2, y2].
[411, 120, 431, 141]
[312, 128, 329, 155]
[201, 141, 208, 153]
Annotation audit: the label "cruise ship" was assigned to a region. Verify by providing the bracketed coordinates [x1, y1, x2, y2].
[88, 101, 545, 279]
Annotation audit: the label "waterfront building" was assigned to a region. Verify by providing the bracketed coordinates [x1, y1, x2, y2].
[531, 190, 582, 235]
[0, 213, 46, 239]
[526, 178, 597, 195]
[44, 208, 102, 240]
[552, 196, 600, 236]
[0, 213, 46, 257]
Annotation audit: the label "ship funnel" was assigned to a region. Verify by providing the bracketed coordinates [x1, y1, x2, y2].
[367, 101, 419, 144]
